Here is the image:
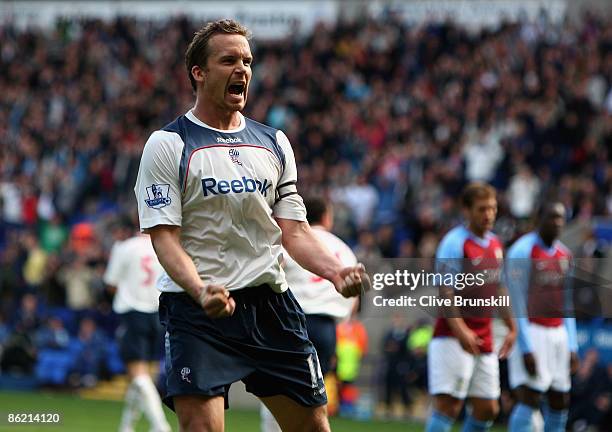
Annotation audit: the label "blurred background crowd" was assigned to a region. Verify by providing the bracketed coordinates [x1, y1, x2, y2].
[0, 4, 611, 428]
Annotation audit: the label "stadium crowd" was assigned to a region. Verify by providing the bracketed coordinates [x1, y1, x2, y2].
[0, 7, 611, 427]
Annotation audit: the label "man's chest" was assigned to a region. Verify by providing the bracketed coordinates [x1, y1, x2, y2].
[182, 145, 282, 207]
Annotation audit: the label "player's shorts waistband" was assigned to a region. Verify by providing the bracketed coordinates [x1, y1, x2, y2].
[164, 284, 277, 303]
[303, 313, 336, 323]
[230, 284, 277, 299]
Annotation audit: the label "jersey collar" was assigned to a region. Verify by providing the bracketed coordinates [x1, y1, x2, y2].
[534, 232, 559, 255]
[185, 110, 246, 133]
[463, 225, 492, 248]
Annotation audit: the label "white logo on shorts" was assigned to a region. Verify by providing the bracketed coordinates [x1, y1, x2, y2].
[180, 367, 191, 383]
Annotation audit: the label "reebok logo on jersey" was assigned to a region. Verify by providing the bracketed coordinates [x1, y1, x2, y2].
[216, 136, 243, 144]
[201, 176, 272, 197]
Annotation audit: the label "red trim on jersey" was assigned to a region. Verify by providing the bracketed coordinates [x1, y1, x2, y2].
[182, 144, 279, 192]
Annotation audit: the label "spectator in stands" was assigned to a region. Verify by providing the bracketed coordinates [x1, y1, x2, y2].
[0, 328, 36, 375]
[507, 165, 541, 220]
[381, 314, 411, 417]
[1, 295, 40, 375]
[68, 317, 108, 387]
[0, 312, 9, 357]
[22, 232, 48, 291]
[57, 255, 95, 311]
[336, 316, 369, 415]
[569, 349, 612, 431]
[38, 214, 68, 254]
[406, 319, 432, 393]
[34, 317, 70, 351]
[12, 293, 41, 334]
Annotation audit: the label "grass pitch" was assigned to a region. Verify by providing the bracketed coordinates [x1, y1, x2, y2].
[0, 390, 506, 431]
[0, 390, 423, 432]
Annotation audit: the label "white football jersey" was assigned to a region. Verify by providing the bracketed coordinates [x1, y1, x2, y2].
[103, 234, 163, 313]
[284, 226, 357, 319]
[134, 111, 306, 293]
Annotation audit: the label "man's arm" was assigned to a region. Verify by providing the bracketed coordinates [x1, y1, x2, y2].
[505, 247, 538, 374]
[148, 225, 235, 318]
[505, 250, 533, 354]
[564, 259, 580, 373]
[438, 285, 483, 355]
[434, 233, 482, 355]
[275, 218, 367, 298]
[497, 284, 517, 359]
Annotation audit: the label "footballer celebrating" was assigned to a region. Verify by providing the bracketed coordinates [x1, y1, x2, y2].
[134, 19, 369, 432]
[426, 183, 516, 432]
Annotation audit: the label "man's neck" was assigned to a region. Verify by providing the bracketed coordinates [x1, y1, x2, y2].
[192, 102, 242, 130]
[468, 224, 486, 239]
[538, 231, 555, 248]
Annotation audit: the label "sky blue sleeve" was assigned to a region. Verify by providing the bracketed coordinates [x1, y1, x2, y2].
[505, 237, 534, 353]
[564, 318, 578, 352]
[435, 229, 465, 277]
[563, 259, 578, 352]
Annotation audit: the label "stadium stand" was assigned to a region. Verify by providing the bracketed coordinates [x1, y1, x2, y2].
[0, 5, 610, 427]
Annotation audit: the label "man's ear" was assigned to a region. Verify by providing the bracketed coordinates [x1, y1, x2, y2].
[191, 65, 206, 85]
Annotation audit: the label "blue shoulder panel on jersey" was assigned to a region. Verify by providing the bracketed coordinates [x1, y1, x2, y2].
[243, 118, 286, 170]
[435, 225, 468, 275]
[161, 115, 189, 190]
[435, 225, 468, 260]
[162, 115, 286, 190]
[506, 232, 538, 260]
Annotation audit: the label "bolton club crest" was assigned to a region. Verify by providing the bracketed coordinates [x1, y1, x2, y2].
[229, 148, 242, 166]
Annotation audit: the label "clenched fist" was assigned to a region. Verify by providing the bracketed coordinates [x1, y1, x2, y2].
[332, 263, 371, 298]
[198, 284, 236, 318]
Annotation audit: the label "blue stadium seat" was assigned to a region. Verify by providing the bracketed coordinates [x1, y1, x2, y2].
[594, 221, 612, 243]
[35, 349, 76, 385]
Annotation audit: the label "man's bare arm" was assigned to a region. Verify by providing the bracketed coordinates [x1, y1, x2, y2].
[439, 285, 482, 355]
[497, 285, 517, 358]
[275, 218, 369, 298]
[148, 225, 235, 317]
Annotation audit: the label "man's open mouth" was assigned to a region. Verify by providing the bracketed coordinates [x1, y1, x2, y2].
[228, 83, 246, 95]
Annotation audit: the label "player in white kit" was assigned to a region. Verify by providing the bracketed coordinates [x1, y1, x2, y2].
[104, 227, 171, 432]
[260, 197, 358, 432]
[134, 19, 369, 432]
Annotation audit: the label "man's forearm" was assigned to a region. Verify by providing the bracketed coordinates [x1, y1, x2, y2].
[497, 286, 516, 331]
[281, 221, 343, 281]
[150, 228, 205, 300]
[442, 287, 470, 338]
[439, 286, 469, 337]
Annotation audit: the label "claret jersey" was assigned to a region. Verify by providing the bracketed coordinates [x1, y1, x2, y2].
[432, 225, 504, 353]
[506, 232, 572, 327]
[135, 110, 307, 293]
